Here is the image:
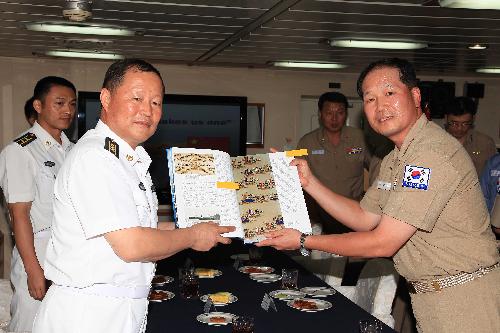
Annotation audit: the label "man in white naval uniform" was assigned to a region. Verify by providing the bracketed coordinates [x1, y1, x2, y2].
[33, 59, 234, 333]
[0, 76, 76, 332]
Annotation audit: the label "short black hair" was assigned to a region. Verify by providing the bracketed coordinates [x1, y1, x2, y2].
[445, 96, 476, 116]
[357, 58, 419, 98]
[24, 96, 37, 121]
[33, 76, 76, 103]
[318, 92, 348, 111]
[102, 58, 165, 94]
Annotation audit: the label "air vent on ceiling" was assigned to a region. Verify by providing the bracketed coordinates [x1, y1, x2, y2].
[55, 38, 112, 50]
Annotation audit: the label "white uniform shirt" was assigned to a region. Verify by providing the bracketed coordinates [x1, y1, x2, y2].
[44, 120, 158, 288]
[0, 121, 73, 233]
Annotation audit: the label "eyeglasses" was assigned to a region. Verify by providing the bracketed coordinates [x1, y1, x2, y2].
[447, 121, 473, 128]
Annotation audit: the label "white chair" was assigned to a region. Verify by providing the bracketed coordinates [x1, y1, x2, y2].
[335, 258, 399, 328]
[0, 278, 12, 332]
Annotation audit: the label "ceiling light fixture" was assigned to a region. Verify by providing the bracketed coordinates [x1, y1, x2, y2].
[468, 43, 487, 50]
[45, 50, 124, 60]
[476, 67, 500, 74]
[331, 40, 427, 50]
[271, 61, 346, 69]
[26, 23, 136, 36]
[439, 0, 500, 10]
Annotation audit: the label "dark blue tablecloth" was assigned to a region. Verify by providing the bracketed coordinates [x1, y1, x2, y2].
[146, 240, 395, 333]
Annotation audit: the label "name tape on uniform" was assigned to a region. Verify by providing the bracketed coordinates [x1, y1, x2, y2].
[216, 182, 239, 190]
[285, 149, 308, 157]
[377, 181, 392, 191]
[311, 149, 325, 155]
[402, 165, 431, 190]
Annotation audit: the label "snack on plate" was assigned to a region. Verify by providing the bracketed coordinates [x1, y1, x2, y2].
[149, 290, 166, 301]
[209, 316, 227, 323]
[293, 299, 318, 310]
[195, 268, 214, 278]
[209, 292, 231, 304]
[152, 275, 166, 284]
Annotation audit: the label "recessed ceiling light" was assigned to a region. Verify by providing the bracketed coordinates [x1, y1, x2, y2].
[439, 0, 500, 10]
[26, 23, 136, 36]
[45, 50, 124, 60]
[476, 67, 500, 74]
[271, 61, 346, 69]
[330, 40, 427, 50]
[468, 44, 487, 50]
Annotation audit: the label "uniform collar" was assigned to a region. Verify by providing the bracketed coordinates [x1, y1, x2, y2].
[396, 114, 428, 158]
[94, 120, 152, 172]
[463, 129, 474, 146]
[31, 121, 71, 151]
[318, 126, 347, 146]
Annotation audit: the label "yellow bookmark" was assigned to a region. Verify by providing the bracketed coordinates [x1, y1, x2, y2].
[216, 182, 239, 190]
[286, 149, 308, 157]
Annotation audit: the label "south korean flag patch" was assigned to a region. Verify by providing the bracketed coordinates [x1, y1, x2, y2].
[402, 165, 431, 190]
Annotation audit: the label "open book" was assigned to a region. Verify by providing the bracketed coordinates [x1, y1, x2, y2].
[167, 147, 311, 243]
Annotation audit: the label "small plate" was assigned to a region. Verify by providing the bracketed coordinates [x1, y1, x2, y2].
[269, 289, 305, 301]
[151, 275, 174, 286]
[300, 286, 336, 297]
[200, 293, 238, 306]
[149, 290, 175, 302]
[196, 312, 235, 326]
[249, 273, 281, 283]
[194, 268, 222, 278]
[287, 298, 332, 312]
[230, 253, 250, 261]
[238, 266, 274, 274]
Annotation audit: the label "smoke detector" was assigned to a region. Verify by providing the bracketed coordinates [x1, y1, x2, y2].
[63, 1, 93, 22]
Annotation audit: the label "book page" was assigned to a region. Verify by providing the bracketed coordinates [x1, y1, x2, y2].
[168, 147, 243, 238]
[231, 153, 311, 243]
[232, 154, 284, 243]
[269, 152, 312, 234]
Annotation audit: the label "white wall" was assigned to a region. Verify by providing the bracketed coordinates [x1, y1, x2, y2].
[0, 56, 499, 152]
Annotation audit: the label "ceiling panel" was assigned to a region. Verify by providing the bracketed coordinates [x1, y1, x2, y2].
[0, 0, 500, 74]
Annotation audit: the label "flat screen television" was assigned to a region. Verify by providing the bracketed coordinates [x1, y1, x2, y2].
[77, 92, 247, 204]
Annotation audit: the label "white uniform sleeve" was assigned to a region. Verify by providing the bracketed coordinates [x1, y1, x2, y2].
[0, 144, 36, 203]
[65, 149, 140, 239]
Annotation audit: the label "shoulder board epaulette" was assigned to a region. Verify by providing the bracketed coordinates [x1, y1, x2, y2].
[104, 137, 119, 159]
[13, 132, 37, 147]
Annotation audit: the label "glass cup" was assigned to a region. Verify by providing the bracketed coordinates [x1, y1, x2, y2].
[359, 319, 383, 333]
[178, 268, 200, 299]
[248, 246, 263, 264]
[232, 316, 254, 333]
[281, 268, 298, 290]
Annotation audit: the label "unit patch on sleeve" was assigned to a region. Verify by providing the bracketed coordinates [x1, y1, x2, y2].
[14, 132, 37, 147]
[104, 137, 119, 158]
[402, 165, 431, 190]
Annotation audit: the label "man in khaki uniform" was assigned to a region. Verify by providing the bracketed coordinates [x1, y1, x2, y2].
[258, 58, 499, 332]
[445, 96, 496, 175]
[297, 92, 380, 234]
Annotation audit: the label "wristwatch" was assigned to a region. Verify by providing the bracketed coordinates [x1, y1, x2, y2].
[299, 233, 311, 256]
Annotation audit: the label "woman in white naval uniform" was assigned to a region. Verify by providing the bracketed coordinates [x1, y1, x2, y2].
[0, 77, 76, 332]
[33, 59, 234, 333]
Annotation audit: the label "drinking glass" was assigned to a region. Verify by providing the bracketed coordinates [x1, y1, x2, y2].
[232, 316, 254, 333]
[179, 268, 199, 299]
[359, 319, 383, 333]
[281, 268, 298, 289]
[248, 246, 263, 264]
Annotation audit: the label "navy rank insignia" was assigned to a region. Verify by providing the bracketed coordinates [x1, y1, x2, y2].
[104, 137, 119, 158]
[138, 182, 146, 191]
[44, 161, 55, 167]
[14, 132, 37, 147]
